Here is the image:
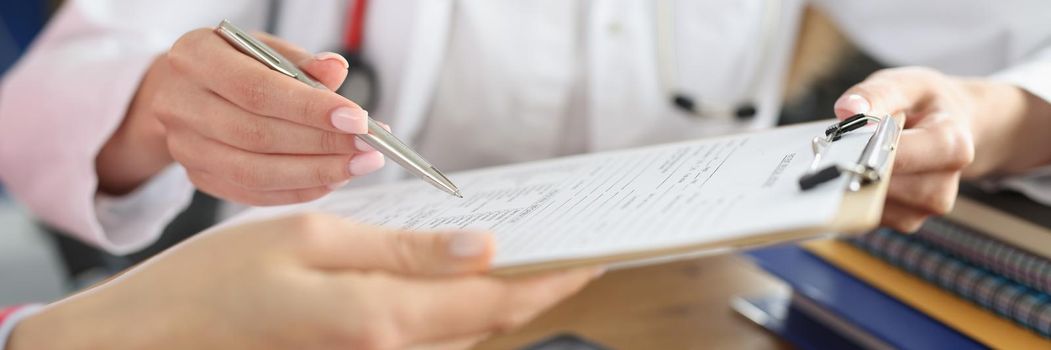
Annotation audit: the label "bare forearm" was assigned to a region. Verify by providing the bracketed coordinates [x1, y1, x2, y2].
[8, 299, 121, 350]
[964, 80, 1051, 178]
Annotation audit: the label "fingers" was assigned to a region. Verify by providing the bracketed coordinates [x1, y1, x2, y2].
[382, 268, 598, 347]
[297, 222, 496, 275]
[256, 32, 350, 91]
[163, 87, 370, 155]
[833, 67, 946, 125]
[887, 171, 960, 217]
[892, 113, 975, 174]
[188, 172, 331, 206]
[834, 67, 977, 237]
[880, 201, 928, 233]
[168, 28, 367, 134]
[170, 130, 385, 192]
[161, 29, 383, 205]
[881, 170, 959, 233]
[832, 67, 974, 175]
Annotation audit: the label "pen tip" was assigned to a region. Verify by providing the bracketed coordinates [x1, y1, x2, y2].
[454, 190, 463, 199]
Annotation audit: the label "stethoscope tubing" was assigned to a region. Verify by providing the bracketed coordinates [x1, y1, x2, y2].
[266, 0, 381, 110]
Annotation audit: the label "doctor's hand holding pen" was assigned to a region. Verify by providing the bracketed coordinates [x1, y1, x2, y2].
[834, 67, 1051, 232]
[7, 214, 600, 350]
[95, 29, 387, 205]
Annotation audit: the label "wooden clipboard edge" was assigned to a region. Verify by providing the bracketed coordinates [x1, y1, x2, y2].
[491, 115, 904, 277]
[822, 114, 904, 234]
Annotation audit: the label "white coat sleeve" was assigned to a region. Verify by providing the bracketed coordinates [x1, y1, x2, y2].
[0, 0, 253, 254]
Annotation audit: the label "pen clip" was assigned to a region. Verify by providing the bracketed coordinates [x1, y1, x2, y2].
[216, 20, 301, 80]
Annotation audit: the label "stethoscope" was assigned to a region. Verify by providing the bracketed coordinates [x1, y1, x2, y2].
[266, 0, 380, 110]
[266, 0, 781, 119]
[655, 0, 782, 120]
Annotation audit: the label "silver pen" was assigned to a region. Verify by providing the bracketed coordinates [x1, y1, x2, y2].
[215, 20, 462, 198]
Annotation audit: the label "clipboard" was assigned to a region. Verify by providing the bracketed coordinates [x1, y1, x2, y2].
[492, 114, 905, 276]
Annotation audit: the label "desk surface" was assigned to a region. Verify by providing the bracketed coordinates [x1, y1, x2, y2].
[476, 254, 792, 350]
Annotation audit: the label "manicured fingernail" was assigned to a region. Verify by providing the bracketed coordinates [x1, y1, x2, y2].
[348, 151, 385, 176]
[593, 267, 608, 278]
[448, 232, 487, 258]
[355, 138, 375, 152]
[834, 94, 871, 115]
[314, 52, 349, 69]
[331, 107, 368, 134]
[377, 122, 391, 132]
[327, 180, 350, 190]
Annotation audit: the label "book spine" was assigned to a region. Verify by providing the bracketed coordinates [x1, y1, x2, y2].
[851, 230, 1051, 338]
[916, 218, 1051, 294]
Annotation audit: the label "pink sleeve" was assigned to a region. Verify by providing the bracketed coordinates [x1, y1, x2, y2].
[0, 2, 202, 254]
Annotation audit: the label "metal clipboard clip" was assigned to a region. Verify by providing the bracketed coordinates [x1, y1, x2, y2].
[798, 114, 902, 192]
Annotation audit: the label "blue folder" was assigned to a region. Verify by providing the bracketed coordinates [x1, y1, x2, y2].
[743, 245, 984, 350]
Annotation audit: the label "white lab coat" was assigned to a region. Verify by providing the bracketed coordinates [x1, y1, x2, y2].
[1, 0, 1049, 254]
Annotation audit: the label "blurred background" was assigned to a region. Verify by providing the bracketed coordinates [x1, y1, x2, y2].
[0, 0, 66, 305]
[0, 1, 885, 305]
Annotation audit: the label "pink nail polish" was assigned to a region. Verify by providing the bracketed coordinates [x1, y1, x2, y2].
[331, 107, 368, 134]
[314, 52, 349, 69]
[448, 232, 487, 258]
[348, 152, 385, 176]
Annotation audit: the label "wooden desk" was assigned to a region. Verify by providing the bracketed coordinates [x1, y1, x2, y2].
[475, 254, 792, 350]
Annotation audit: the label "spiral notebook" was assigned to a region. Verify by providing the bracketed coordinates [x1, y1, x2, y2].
[850, 229, 1051, 338]
[222, 116, 903, 274]
[806, 239, 1051, 348]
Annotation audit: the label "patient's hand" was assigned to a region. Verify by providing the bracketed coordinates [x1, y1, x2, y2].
[10, 214, 599, 350]
[837, 66, 1051, 232]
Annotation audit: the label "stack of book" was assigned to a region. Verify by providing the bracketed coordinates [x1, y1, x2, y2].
[741, 187, 1051, 349]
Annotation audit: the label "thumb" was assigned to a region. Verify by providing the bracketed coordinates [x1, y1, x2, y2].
[833, 67, 942, 123]
[294, 217, 495, 275]
[832, 93, 872, 120]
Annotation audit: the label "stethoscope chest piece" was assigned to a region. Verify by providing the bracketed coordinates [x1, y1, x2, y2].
[657, 0, 781, 122]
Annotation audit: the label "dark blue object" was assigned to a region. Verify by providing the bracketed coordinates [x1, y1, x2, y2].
[1, 0, 49, 75]
[735, 294, 867, 350]
[0, 0, 48, 197]
[744, 245, 986, 350]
